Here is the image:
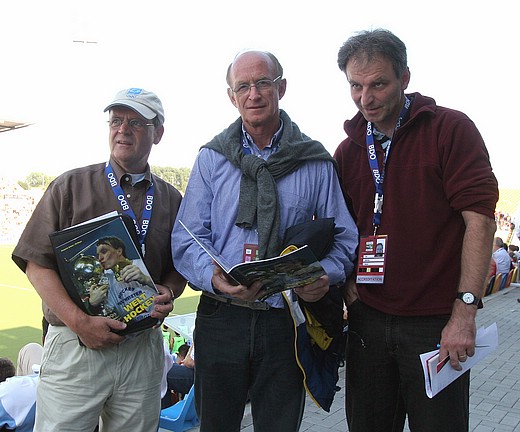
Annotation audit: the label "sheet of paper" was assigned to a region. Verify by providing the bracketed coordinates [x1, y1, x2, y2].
[420, 322, 499, 398]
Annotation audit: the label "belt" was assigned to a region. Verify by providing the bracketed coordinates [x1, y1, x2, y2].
[202, 291, 271, 310]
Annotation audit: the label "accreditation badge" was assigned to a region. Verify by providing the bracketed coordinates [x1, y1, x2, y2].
[243, 243, 259, 263]
[356, 235, 388, 284]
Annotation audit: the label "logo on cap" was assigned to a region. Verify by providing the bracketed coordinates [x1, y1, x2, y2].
[126, 88, 144, 98]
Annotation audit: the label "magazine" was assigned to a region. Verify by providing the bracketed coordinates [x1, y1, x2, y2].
[49, 212, 159, 334]
[178, 220, 326, 300]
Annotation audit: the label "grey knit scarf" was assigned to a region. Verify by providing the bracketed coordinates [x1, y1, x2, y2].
[202, 110, 336, 259]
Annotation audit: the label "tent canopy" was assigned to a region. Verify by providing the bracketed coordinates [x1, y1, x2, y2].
[0, 120, 32, 133]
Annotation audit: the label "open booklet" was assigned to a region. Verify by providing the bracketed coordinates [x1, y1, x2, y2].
[420, 322, 499, 398]
[178, 220, 326, 300]
[49, 212, 160, 335]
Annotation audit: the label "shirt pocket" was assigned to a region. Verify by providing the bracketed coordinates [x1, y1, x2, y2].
[278, 190, 314, 225]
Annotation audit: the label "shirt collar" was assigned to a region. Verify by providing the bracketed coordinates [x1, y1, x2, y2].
[241, 119, 284, 154]
[372, 127, 391, 150]
[109, 157, 152, 186]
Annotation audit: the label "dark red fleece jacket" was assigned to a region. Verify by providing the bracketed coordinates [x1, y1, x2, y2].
[334, 93, 498, 316]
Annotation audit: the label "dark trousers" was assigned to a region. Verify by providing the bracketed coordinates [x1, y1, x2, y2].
[167, 363, 195, 396]
[194, 294, 305, 432]
[346, 300, 470, 432]
[161, 363, 195, 408]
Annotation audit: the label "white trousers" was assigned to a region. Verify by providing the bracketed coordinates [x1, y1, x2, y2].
[34, 325, 163, 432]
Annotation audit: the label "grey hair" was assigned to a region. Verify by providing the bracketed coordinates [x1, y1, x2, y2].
[337, 28, 408, 79]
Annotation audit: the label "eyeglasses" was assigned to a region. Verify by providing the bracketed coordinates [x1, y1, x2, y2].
[232, 75, 282, 97]
[108, 118, 155, 131]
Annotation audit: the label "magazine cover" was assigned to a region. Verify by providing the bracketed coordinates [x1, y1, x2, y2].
[50, 214, 159, 334]
[178, 220, 326, 300]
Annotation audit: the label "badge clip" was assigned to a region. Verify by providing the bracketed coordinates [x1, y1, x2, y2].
[374, 193, 384, 214]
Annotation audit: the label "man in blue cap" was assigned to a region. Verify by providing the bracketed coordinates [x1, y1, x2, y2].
[13, 88, 186, 431]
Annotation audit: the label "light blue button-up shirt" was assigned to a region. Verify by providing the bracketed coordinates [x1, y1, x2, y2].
[172, 135, 358, 308]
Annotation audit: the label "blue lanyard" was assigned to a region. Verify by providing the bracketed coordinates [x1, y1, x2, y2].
[105, 162, 154, 255]
[365, 96, 411, 234]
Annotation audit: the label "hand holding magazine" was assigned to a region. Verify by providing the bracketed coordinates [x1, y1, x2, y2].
[178, 220, 326, 300]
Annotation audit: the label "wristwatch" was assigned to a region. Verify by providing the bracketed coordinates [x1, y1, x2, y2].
[456, 292, 481, 306]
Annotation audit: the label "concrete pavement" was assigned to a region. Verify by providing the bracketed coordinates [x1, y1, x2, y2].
[173, 283, 520, 431]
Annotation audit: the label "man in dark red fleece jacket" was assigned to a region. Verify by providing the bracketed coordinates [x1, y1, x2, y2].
[334, 29, 498, 432]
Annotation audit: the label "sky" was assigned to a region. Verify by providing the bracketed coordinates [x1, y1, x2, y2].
[1, 0, 518, 189]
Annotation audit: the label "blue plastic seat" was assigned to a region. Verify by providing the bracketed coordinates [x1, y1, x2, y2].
[159, 384, 199, 432]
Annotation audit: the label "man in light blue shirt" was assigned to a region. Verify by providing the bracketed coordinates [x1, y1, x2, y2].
[492, 237, 511, 289]
[171, 50, 358, 432]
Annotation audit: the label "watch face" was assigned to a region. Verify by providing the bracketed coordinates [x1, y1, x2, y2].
[462, 292, 475, 304]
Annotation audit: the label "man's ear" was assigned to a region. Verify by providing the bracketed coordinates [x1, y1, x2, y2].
[153, 124, 165, 144]
[278, 78, 287, 100]
[401, 67, 411, 91]
[227, 88, 238, 108]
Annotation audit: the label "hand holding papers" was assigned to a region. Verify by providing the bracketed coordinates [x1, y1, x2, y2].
[420, 323, 499, 398]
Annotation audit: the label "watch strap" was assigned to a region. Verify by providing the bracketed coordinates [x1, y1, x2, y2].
[456, 292, 483, 308]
